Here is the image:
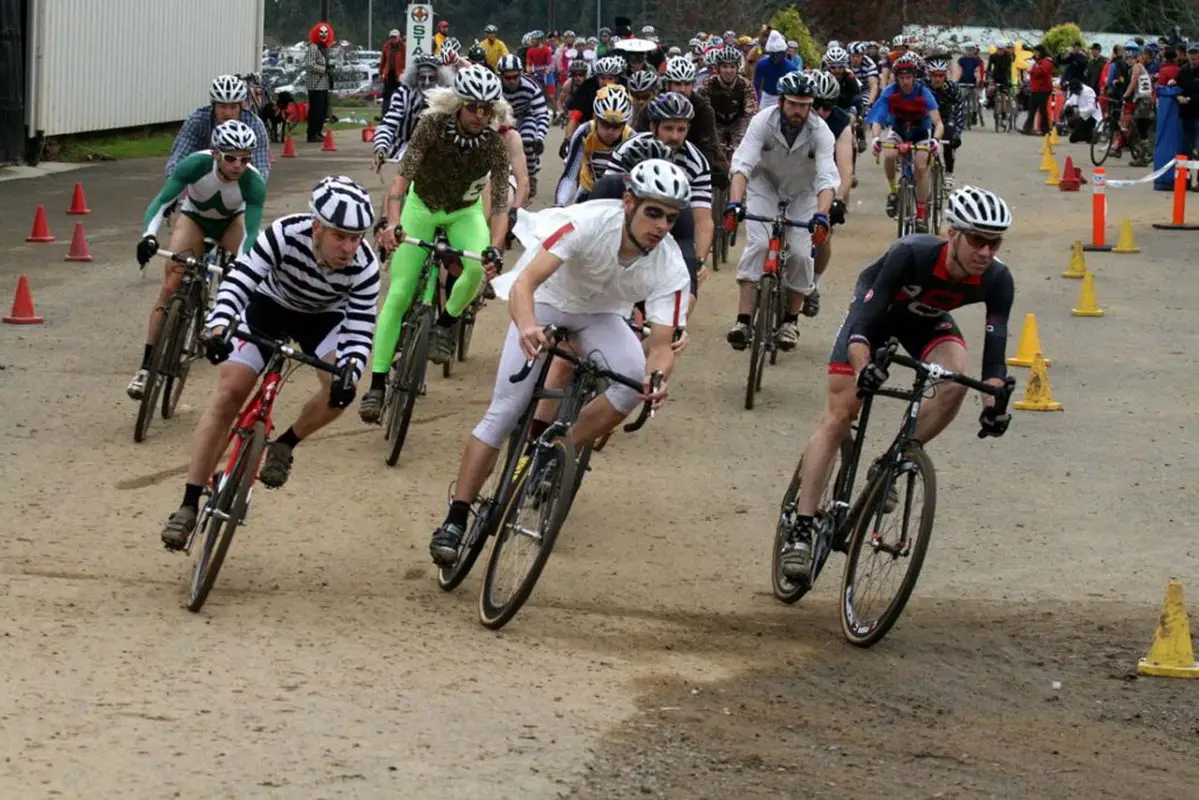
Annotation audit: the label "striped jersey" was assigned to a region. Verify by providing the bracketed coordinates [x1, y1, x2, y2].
[555, 120, 633, 204]
[604, 132, 713, 210]
[373, 86, 426, 159]
[207, 213, 381, 380]
[852, 56, 879, 85]
[503, 75, 551, 141]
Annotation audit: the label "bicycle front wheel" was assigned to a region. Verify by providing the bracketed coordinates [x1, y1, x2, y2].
[135, 297, 184, 442]
[1090, 119, 1112, 166]
[163, 300, 202, 419]
[479, 438, 577, 629]
[745, 276, 774, 410]
[839, 445, 936, 647]
[187, 421, 266, 612]
[385, 308, 432, 467]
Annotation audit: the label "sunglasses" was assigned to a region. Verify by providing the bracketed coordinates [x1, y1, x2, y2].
[462, 101, 495, 117]
[220, 153, 252, 165]
[597, 119, 626, 131]
[962, 231, 1003, 250]
[642, 205, 680, 225]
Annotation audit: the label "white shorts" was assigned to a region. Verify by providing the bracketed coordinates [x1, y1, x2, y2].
[734, 184, 817, 294]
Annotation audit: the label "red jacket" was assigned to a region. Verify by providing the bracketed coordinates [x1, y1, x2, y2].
[1029, 57, 1054, 92]
[380, 39, 406, 79]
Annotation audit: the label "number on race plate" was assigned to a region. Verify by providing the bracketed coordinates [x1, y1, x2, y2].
[462, 174, 491, 203]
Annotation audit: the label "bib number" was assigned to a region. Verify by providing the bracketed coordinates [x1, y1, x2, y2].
[462, 174, 490, 203]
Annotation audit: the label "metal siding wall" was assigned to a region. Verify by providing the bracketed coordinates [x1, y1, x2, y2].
[36, 0, 262, 136]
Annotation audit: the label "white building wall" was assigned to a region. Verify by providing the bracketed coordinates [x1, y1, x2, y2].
[26, 0, 264, 137]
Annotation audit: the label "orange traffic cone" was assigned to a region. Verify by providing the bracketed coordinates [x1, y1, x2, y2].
[362, 121, 374, 143]
[322, 128, 337, 151]
[1058, 156, 1080, 192]
[26, 205, 55, 242]
[281, 135, 297, 158]
[3, 276, 45, 324]
[67, 181, 90, 214]
[64, 223, 93, 262]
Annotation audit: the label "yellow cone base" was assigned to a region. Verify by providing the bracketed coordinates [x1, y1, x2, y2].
[1071, 307, 1105, 317]
[1013, 398, 1064, 411]
[1137, 580, 1199, 679]
[1111, 219, 1139, 253]
[1007, 356, 1053, 367]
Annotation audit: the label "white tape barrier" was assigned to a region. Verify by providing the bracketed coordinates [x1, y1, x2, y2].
[1106, 159, 1199, 188]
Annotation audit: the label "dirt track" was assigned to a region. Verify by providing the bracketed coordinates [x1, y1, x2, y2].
[2, 124, 1197, 798]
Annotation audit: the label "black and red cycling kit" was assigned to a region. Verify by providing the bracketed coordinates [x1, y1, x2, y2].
[829, 235, 1013, 379]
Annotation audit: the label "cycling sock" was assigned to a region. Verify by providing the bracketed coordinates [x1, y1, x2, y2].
[370, 371, 388, 391]
[182, 483, 204, 512]
[736, 313, 751, 326]
[446, 499, 471, 529]
[436, 310, 457, 328]
[141, 344, 154, 369]
[783, 313, 799, 325]
[916, 202, 926, 219]
[276, 427, 301, 449]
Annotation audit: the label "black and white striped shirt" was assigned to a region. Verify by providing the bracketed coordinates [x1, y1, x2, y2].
[604, 132, 713, 210]
[207, 214, 380, 381]
[503, 75, 550, 142]
[853, 56, 879, 85]
[373, 86, 426, 159]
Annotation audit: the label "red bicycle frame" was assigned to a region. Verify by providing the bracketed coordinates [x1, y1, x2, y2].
[211, 366, 281, 493]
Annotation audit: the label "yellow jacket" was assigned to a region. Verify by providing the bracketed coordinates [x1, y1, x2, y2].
[481, 38, 509, 68]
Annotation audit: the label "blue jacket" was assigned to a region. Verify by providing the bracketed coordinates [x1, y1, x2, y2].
[754, 54, 802, 97]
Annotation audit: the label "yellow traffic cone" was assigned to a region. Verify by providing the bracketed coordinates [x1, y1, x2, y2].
[1048, 126, 1061, 147]
[1137, 579, 1199, 678]
[1062, 239, 1087, 278]
[1006, 313, 1053, 367]
[1044, 157, 1061, 186]
[1071, 271, 1105, 317]
[1038, 144, 1055, 173]
[1012, 352, 1063, 411]
[1112, 217, 1140, 253]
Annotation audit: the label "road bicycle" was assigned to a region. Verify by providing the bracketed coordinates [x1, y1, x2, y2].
[987, 83, 1017, 133]
[727, 202, 810, 410]
[880, 141, 937, 238]
[773, 338, 1014, 647]
[377, 230, 482, 467]
[436, 325, 659, 630]
[184, 322, 352, 612]
[1090, 101, 1154, 168]
[135, 245, 230, 443]
[710, 185, 729, 269]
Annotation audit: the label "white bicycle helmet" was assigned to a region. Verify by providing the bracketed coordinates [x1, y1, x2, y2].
[309, 176, 374, 233]
[453, 64, 503, 102]
[442, 37, 461, 53]
[927, 59, 949, 74]
[627, 69, 659, 93]
[615, 134, 674, 167]
[823, 46, 849, 68]
[594, 55, 626, 76]
[209, 74, 248, 104]
[497, 54, 522, 73]
[594, 86, 633, 123]
[627, 159, 690, 208]
[945, 186, 1012, 234]
[211, 119, 257, 152]
[663, 56, 697, 83]
[810, 70, 840, 101]
[714, 45, 743, 65]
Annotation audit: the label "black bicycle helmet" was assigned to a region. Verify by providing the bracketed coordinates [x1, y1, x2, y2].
[647, 91, 694, 122]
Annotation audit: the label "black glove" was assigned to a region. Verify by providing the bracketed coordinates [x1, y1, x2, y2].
[856, 361, 888, 395]
[328, 367, 357, 409]
[136, 234, 159, 267]
[950, 133, 962, 149]
[531, 139, 545, 155]
[481, 246, 504, 272]
[558, 139, 570, 159]
[978, 405, 1011, 438]
[830, 199, 847, 226]
[808, 212, 831, 246]
[204, 332, 234, 365]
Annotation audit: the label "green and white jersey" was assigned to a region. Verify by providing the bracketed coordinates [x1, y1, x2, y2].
[142, 151, 267, 253]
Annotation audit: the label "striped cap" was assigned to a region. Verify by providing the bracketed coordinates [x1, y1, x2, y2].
[309, 175, 374, 233]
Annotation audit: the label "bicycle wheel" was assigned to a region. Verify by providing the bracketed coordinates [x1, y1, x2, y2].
[187, 421, 266, 612]
[135, 296, 183, 443]
[772, 440, 850, 604]
[1090, 119, 1112, 166]
[839, 445, 936, 647]
[385, 308, 432, 467]
[744, 276, 773, 410]
[442, 319, 456, 379]
[162, 300, 202, 419]
[895, 183, 911, 239]
[930, 165, 945, 235]
[479, 438, 577, 629]
[457, 302, 477, 362]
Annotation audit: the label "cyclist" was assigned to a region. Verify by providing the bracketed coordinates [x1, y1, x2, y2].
[427, 159, 690, 566]
[723, 72, 837, 351]
[849, 42, 881, 106]
[156, 176, 379, 549]
[372, 56, 446, 168]
[480, 25, 509, 69]
[925, 60, 965, 177]
[699, 45, 758, 168]
[363, 66, 510, 420]
[986, 43, 1016, 128]
[129, 121, 267, 400]
[956, 43, 985, 126]
[637, 57, 726, 187]
[561, 56, 627, 156]
[496, 55, 551, 198]
[557, 60, 590, 120]
[754, 30, 800, 107]
[866, 53, 943, 231]
[555, 86, 635, 205]
[166, 75, 271, 181]
[625, 68, 660, 119]
[777, 186, 1014, 580]
[808, 70, 856, 316]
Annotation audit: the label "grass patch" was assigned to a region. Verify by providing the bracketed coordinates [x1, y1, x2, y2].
[51, 130, 177, 162]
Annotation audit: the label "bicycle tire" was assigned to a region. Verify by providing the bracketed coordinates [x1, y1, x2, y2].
[930, 166, 944, 236]
[442, 319, 456, 379]
[479, 438, 577, 629]
[187, 421, 266, 612]
[744, 276, 770, 410]
[756, 278, 775, 387]
[772, 440, 851, 604]
[162, 300, 202, 419]
[385, 308, 432, 467]
[839, 445, 936, 647]
[135, 297, 183, 443]
[457, 305, 477, 362]
[1090, 119, 1112, 166]
[896, 184, 913, 238]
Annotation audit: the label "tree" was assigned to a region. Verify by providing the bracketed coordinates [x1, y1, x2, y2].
[768, 6, 822, 69]
[801, 0, 967, 45]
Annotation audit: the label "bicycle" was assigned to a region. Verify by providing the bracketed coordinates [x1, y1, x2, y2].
[376, 230, 482, 467]
[880, 141, 933, 238]
[184, 321, 351, 612]
[727, 202, 810, 411]
[773, 338, 1014, 647]
[710, 185, 729, 269]
[435, 324, 659, 630]
[1091, 101, 1153, 168]
[135, 246, 229, 443]
[987, 83, 1016, 133]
